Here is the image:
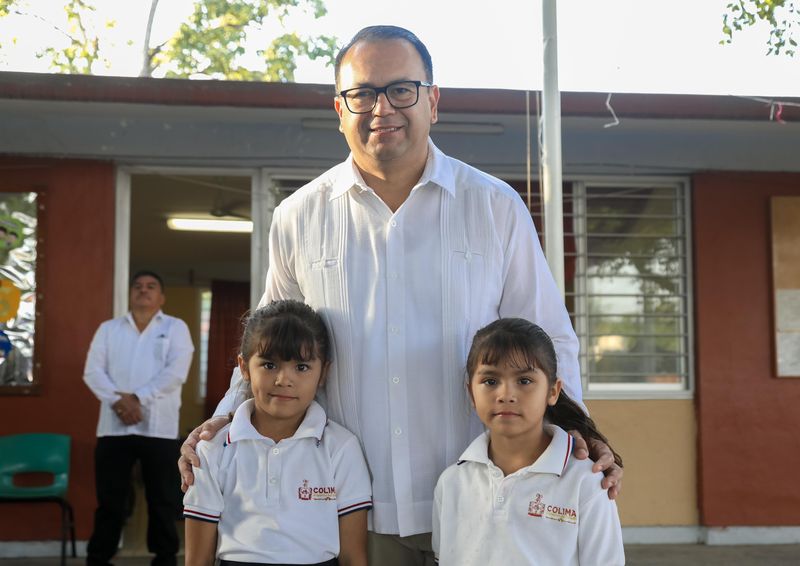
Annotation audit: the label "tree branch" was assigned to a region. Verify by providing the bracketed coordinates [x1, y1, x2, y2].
[140, 0, 159, 76]
[10, 8, 77, 43]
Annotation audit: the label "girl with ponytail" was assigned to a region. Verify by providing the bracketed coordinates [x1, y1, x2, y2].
[432, 318, 624, 565]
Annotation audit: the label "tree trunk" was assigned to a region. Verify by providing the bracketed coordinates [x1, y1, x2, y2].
[139, 0, 159, 77]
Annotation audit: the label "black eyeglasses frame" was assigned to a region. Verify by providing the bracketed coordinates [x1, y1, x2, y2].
[338, 80, 434, 114]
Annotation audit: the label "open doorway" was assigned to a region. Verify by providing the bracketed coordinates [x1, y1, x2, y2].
[115, 167, 312, 556]
[120, 171, 253, 556]
[129, 172, 254, 432]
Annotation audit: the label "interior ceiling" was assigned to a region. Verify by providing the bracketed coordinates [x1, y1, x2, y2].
[130, 174, 257, 286]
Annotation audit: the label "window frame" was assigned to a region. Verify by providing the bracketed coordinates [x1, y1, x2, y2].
[570, 177, 694, 400]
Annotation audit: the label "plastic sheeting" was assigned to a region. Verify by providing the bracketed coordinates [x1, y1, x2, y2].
[0, 191, 37, 386]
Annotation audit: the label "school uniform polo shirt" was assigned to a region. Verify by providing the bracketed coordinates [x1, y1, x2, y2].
[183, 399, 372, 564]
[432, 425, 624, 566]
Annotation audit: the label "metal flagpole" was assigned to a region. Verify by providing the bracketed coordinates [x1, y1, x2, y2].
[541, 0, 565, 297]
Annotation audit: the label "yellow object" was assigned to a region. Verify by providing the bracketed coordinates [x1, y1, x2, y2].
[0, 279, 21, 323]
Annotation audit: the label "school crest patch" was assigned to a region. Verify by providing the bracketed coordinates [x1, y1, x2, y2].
[528, 493, 577, 524]
[297, 479, 336, 501]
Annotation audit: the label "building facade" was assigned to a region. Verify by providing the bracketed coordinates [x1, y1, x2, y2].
[0, 72, 799, 553]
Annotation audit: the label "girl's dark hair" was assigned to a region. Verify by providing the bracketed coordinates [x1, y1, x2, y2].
[240, 300, 331, 365]
[467, 318, 622, 467]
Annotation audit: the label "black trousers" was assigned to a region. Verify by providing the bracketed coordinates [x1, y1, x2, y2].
[86, 435, 180, 566]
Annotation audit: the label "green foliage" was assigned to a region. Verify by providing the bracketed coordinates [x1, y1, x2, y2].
[152, 0, 337, 81]
[40, 0, 106, 74]
[0, 0, 113, 73]
[0, 0, 15, 17]
[0, 0, 14, 49]
[0, 0, 112, 72]
[0, 0, 337, 80]
[722, 0, 799, 56]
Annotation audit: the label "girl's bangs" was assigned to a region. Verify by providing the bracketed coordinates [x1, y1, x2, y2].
[256, 315, 319, 361]
[475, 331, 543, 372]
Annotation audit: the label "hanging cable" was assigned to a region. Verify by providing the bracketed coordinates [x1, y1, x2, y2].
[526, 90, 532, 211]
[737, 95, 798, 124]
[536, 90, 545, 233]
[604, 93, 620, 128]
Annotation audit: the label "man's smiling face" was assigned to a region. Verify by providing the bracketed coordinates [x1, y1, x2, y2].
[335, 38, 439, 177]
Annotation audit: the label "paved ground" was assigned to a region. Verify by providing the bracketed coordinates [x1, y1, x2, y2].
[2, 545, 800, 565]
[625, 544, 800, 565]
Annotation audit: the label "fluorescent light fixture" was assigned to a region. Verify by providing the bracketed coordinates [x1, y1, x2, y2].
[167, 217, 253, 233]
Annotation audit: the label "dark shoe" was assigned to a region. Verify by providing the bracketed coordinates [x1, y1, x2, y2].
[151, 555, 177, 566]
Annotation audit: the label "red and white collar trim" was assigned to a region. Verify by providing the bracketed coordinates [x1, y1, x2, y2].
[458, 425, 574, 476]
[227, 399, 327, 444]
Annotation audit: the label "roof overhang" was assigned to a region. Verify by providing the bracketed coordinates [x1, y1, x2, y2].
[1, 72, 799, 175]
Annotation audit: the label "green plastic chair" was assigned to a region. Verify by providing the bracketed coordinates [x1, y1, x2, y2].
[0, 433, 76, 565]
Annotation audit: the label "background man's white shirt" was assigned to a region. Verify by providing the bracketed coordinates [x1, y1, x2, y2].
[83, 310, 194, 439]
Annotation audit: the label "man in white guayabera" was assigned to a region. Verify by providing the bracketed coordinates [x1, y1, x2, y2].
[179, 25, 623, 566]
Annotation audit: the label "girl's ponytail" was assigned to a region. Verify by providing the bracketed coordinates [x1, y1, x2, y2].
[546, 391, 623, 468]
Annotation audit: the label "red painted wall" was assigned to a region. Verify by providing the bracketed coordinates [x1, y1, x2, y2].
[0, 158, 114, 540]
[3, 162, 798, 539]
[694, 172, 800, 525]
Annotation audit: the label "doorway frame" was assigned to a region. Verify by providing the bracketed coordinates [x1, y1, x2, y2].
[113, 165, 269, 316]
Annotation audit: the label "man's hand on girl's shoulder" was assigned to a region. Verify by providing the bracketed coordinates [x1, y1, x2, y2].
[568, 430, 624, 500]
[179, 416, 231, 492]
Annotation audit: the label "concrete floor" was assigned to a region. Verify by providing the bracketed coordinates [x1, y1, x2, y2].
[2, 545, 800, 565]
[625, 544, 800, 565]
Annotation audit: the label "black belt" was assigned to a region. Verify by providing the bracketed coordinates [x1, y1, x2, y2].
[219, 559, 338, 566]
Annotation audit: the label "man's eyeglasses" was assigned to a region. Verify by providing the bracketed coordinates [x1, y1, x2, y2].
[338, 80, 433, 114]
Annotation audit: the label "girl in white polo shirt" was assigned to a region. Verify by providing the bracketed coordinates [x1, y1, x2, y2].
[183, 300, 372, 566]
[433, 318, 624, 565]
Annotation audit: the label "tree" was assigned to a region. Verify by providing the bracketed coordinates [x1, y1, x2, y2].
[150, 0, 336, 81]
[722, 0, 799, 56]
[0, 0, 111, 73]
[0, 0, 337, 80]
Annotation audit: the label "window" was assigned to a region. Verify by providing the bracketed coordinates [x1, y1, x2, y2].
[569, 180, 692, 396]
[197, 289, 212, 401]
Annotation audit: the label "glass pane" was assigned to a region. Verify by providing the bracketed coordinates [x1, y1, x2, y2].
[573, 183, 689, 390]
[585, 235, 681, 258]
[584, 274, 685, 298]
[585, 217, 682, 237]
[585, 185, 678, 201]
[583, 315, 685, 338]
[587, 295, 683, 317]
[584, 354, 685, 384]
[198, 289, 212, 400]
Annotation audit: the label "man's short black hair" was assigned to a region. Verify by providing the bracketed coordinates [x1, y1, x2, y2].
[334, 25, 433, 91]
[130, 270, 164, 291]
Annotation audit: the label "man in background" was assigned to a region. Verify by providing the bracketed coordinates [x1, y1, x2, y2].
[84, 270, 194, 566]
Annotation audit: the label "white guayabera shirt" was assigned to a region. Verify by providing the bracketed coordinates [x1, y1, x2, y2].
[84, 310, 194, 439]
[217, 140, 581, 537]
